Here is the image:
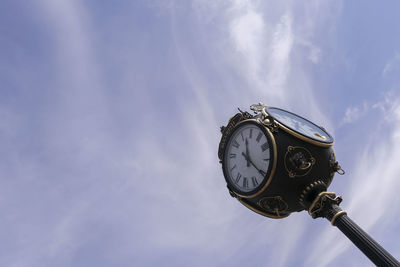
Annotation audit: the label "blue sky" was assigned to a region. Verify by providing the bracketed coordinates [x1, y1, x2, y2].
[1, 1, 400, 266]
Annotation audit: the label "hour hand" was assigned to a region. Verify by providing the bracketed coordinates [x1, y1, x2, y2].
[241, 152, 249, 162]
[241, 152, 266, 176]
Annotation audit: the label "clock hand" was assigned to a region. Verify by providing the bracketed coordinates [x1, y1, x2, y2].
[241, 152, 266, 176]
[245, 138, 250, 167]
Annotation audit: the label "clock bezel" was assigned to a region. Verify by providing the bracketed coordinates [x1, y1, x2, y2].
[266, 107, 334, 147]
[222, 119, 277, 198]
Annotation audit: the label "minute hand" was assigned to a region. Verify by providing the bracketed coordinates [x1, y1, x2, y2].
[241, 152, 267, 176]
[245, 138, 250, 167]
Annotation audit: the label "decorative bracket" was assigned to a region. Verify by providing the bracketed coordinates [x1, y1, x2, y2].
[308, 192, 344, 221]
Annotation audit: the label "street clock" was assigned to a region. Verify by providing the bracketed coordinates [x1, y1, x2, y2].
[218, 103, 341, 218]
[217, 103, 399, 266]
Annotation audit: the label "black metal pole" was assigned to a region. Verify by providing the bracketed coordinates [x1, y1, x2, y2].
[331, 214, 400, 267]
[307, 192, 400, 267]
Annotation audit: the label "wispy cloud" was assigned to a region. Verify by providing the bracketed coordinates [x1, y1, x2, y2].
[1, 0, 354, 266]
[166, 0, 342, 265]
[383, 51, 400, 76]
[228, 3, 293, 100]
[340, 102, 369, 125]
[0, 1, 113, 266]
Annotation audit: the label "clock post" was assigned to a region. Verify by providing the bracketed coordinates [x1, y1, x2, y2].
[218, 103, 400, 267]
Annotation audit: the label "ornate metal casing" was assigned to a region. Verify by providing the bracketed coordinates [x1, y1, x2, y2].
[218, 103, 343, 219]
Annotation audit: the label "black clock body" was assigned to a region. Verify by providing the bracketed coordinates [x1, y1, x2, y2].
[218, 106, 341, 219]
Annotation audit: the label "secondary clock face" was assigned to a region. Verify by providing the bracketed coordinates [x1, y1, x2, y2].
[266, 107, 333, 144]
[223, 121, 274, 195]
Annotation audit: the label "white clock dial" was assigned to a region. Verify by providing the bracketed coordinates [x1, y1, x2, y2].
[224, 123, 271, 193]
[267, 107, 333, 143]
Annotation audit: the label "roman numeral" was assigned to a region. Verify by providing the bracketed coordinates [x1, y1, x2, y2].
[232, 140, 240, 148]
[243, 177, 248, 188]
[229, 153, 236, 158]
[230, 164, 237, 171]
[256, 132, 262, 142]
[249, 128, 253, 139]
[235, 173, 242, 184]
[251, 177, 259, 187]
[261, 142, 269, 152]
[240, 132, 244, 141]
[263, 158, 270, 162]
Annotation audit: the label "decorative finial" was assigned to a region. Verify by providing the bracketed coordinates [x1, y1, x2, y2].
[250, 102, 266, 114]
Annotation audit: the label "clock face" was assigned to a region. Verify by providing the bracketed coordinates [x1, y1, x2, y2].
[223, 121, 274, 196]
[266, 107, 333, 144]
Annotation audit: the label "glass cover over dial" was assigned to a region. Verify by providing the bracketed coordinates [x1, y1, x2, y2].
[223, 122, 272, 194]
[267, 107, 333, 144]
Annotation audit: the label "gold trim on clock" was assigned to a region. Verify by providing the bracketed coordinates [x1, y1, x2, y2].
[263, 107, 333, 148]
[274, 120, 333, 148]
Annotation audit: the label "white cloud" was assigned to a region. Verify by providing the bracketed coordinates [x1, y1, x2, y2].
[341, 102, 369, 125]
[230, 8, 266, 72]
[308, 44, 321, 64]
[268, 13, 293, 94]
[342, 106, 361, 124]
[229, 5, 293, 100]
[383, 52, 400, 76]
